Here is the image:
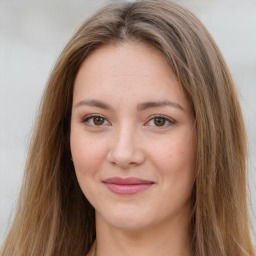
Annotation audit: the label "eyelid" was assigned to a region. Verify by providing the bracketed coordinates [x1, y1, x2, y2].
[144, 114, 176, 128]
[81, 114, 175, 128]
[82, 114, 111, 126]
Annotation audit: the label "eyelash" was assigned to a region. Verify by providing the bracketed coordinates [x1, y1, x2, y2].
[82, 114, 111, 127]
[145, 115, 175, 128]
[82, 114, 175, 128]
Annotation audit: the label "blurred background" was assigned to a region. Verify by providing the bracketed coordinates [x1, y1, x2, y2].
[0, 0, 255, 245]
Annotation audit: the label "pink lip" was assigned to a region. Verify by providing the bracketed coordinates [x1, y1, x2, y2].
[102, 177, 155, 195]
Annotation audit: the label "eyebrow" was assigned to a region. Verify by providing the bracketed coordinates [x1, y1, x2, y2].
[74, 99, 112, 110]
[137, 100, 184, 111]
[74, 99, 184, 111]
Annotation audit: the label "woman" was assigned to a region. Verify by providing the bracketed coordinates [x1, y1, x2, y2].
[1, 0, 254, 255]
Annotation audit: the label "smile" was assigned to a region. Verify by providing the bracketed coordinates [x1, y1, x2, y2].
[102, 177, 155, 195]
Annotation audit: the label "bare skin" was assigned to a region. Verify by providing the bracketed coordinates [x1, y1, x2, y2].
[70, 41, 196, 256]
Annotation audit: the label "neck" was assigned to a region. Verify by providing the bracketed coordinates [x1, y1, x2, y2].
[94, 212, 193, 256]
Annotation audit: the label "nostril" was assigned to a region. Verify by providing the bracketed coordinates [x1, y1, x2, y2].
[106, 145, 145, 169]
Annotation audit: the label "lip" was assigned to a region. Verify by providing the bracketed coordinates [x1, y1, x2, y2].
[102, 177, 155, 195]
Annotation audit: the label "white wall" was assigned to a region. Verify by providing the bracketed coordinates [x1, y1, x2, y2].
[1, 0, 255, 245]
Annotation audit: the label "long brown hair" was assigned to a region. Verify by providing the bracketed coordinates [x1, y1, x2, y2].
[1, 0, 254, 255]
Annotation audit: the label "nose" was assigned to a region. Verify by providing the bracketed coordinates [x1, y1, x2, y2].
[106, 124, 145, 169]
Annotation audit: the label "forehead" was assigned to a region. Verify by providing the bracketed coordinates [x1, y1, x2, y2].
[76, 41, 174, 79]
[73, 41, 189, 110]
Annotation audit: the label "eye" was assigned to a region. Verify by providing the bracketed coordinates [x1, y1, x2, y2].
[82, 115, 110, 127]
[145, 115, 175, 128]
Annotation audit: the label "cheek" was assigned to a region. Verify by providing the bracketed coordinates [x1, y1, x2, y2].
[70, 132, 108, 203]
[150, 131, 196, 191]
[173, 130, 196, 166]
[70, 132, 106, 176]
[153, 138, 195, 171]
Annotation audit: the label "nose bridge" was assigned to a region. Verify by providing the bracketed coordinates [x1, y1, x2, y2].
[114, 121, 136, 157]
[107, 121, 144, 168]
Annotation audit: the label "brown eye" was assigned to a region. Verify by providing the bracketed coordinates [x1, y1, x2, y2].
[145, 115, 174, 128]
[93, 116, 105, 125]
[82, 115, 110, 127]
[154, 117, 166, 126]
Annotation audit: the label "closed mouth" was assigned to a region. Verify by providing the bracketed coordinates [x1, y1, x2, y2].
[102, 177, 155, 195]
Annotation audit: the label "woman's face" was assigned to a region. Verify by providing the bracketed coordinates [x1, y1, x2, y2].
[70, 42, 196, 232]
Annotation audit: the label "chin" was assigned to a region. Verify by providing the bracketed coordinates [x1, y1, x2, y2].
[96, 204, 159, 232]
[108, 217, 151, 232]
